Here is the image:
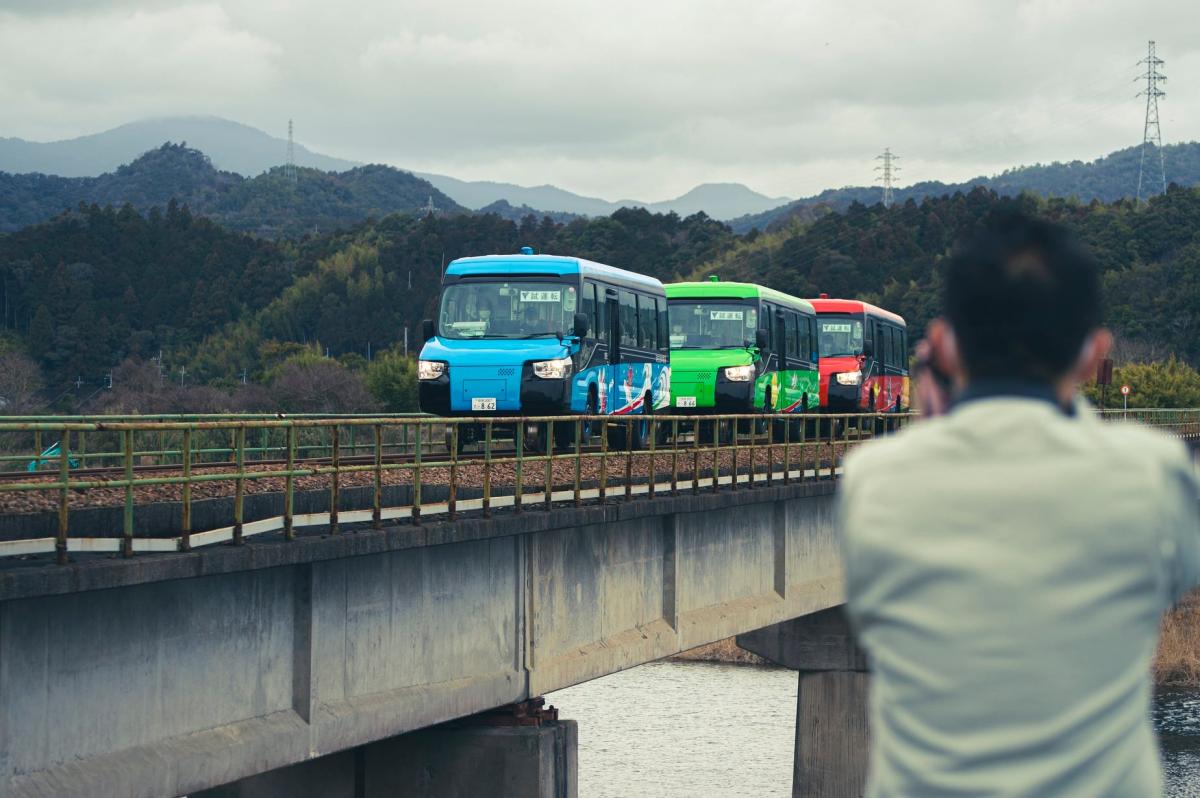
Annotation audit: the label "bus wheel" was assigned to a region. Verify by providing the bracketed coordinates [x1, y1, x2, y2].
[631, 394, 653, 451]
[522, 421, 547, 454]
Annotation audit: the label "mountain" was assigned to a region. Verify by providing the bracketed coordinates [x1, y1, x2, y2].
[1, 117, 788, 219]
[0, 116, 359, 178]
[417, 172, 790, 220]
[730, 142, 1200, 233]
[0, 143, 464, 237]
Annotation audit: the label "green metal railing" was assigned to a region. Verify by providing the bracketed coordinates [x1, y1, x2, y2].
[0, 411, 914, 564]
[0, 407, 1195, 566]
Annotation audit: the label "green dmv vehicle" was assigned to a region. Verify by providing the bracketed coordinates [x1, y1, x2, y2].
[665, 278, 820, 420]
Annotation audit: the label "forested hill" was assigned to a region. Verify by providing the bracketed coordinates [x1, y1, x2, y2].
[731, 141, 1200, 233]
[705, 185, 1200, 363]
[0, 204, 734, 389]
[4, 183, 1200, 407]
[0, 143, 465, 237]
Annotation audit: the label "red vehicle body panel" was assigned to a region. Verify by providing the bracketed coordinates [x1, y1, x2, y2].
[809, 298, 910, 412]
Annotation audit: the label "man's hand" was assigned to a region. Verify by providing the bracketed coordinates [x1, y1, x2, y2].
[913, 339, 951, 418]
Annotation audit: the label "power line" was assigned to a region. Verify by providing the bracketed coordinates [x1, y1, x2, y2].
[1136, 40, 1167, 204]
[874, 148, 900, 208]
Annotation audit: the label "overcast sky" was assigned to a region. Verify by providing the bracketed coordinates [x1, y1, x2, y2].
[1, 0, 1197, 201]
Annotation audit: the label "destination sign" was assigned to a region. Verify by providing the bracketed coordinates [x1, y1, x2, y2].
[520, 291, 561, 303]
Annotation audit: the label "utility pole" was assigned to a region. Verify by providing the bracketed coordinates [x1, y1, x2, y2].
[1136, 41, 1167, 204]
[404, 327, 409, 358]
[240, 369, 247, 385]
[875, 148, 900, 208]
[178, 366, 187, 387]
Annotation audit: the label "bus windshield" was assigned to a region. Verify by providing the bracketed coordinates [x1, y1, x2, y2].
[439, 280, 578, 339]
[818, 315, 864, 357]
[668, 301, 758, 349]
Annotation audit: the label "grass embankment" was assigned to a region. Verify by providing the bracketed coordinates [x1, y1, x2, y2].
[677, 593, 1200, 687]
[1156, 593, 1200, 687]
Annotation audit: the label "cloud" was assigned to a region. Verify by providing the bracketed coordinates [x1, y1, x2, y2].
[0, 4, 280, 137]
[2, 0, 1199, 199]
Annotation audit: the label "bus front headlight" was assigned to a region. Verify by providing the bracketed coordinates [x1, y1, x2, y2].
[532, 357, 573, 379]
[723, 365, 755, 382]
[835, 371, 862, 386]
[418, 360, 447, 380]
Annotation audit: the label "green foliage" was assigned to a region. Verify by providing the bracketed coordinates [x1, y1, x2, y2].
[697, 185, 1200, 366]
[1082, 358, 1200, 408]
[364, 349, 419, 412]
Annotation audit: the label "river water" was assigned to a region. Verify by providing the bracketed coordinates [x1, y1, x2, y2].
[549, 661, 1200, 797]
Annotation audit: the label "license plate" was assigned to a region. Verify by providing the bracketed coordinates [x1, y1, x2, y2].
[471, 398, 497, 411]
[676, 396, 697, 408]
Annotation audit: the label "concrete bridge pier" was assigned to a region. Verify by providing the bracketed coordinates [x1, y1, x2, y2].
[195, 710, 578, 798]
[738, 607, 869, 798]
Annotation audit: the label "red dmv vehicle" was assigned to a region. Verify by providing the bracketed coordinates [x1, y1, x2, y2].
[808, 296, 910, 413]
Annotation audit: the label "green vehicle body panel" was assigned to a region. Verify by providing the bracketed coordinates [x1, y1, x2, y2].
[665, 281, 820, 413]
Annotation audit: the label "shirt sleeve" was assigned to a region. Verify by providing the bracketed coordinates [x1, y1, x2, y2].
[1165, 445, 1200, 605]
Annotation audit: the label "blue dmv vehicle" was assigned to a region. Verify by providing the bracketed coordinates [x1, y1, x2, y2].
[417, 248, 671, 449]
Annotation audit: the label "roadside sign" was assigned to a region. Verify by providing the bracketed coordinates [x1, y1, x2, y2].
[1120, 384, 1131, 396]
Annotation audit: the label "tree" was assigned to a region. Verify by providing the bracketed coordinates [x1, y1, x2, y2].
[1083, 357, 1200, 409]
[0, 351, 45, 414]
[270, 357, 378, 414]
[365, 349, 419, 412]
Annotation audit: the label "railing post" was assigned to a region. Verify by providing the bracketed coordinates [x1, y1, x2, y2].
[448, 422, 459, 521]
[599, 420, 609, 504]
[234, 425, 246, 544]
[544, 420, 553, 511]
[122, 428, 134, 557]
[285, 425, 296, 540]
[373, 424, 383, 529]
[731, 415, 739, 492]
[671, 417, 679, 496]
[624, 418, 633, 502]
[574, 416, 583, 507]
[692, 418, 700, 495]
[181, 428, 192, 551]
[514, 423, 524, 514]
[330, 425, 340, 534]
[56, 429, 70, 565]
[483, 420, 493, 518]
[648, 416, 657, 500]
[412, 421, 423, 525]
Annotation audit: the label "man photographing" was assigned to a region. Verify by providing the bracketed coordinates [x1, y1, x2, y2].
[839, 211, 1200, 796]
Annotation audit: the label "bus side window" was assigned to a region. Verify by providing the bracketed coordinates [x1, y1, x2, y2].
[581, 282, 596, 339]
[899, 329, 908, 371]
[620, 290, 638, 349]
[763, 303, 774, 351]
[797, 314, 810, 364]
[656, 297, 669, 353]
[785, 312, 800, 361]
[635, 294, 651, 350]
[594, 285, 608, 343]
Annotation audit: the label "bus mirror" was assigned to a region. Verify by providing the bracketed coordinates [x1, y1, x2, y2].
[420, 319, 435, 343]
[755, 328, 769, 350]
[573, 312, 589, 338]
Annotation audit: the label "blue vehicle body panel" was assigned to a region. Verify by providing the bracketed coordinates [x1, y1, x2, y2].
[418, 337, 574, 412]
[422, 253, 670, 417]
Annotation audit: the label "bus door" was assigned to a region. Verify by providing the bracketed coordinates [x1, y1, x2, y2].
[600, 287, 620, 413]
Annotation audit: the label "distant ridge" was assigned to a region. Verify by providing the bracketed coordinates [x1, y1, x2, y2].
[0, 116, 359, 177]
[729, 141, 1200, 233]
[0, 116, 789, 220]
[0, 142, 463, 236]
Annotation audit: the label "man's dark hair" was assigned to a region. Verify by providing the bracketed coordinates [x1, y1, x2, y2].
[944, 211, 1101, 383]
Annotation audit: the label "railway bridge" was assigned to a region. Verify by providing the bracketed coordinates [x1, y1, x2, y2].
[0, 410, 1195, 798]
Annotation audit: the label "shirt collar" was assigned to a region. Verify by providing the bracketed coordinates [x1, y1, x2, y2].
[953, 378, 1074, 416]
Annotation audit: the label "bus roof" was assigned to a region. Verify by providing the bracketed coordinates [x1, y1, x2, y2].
[808, 297, 906, 327]
[446, 253, 664, 292]
[665, 280, 814, 314]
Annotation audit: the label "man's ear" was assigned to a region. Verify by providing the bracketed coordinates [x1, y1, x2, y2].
[927, 319, 964, 381]
[1069, 328, 1113, 386]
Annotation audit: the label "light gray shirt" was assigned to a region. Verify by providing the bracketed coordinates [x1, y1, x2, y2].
[839, 397, 1200, 797]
